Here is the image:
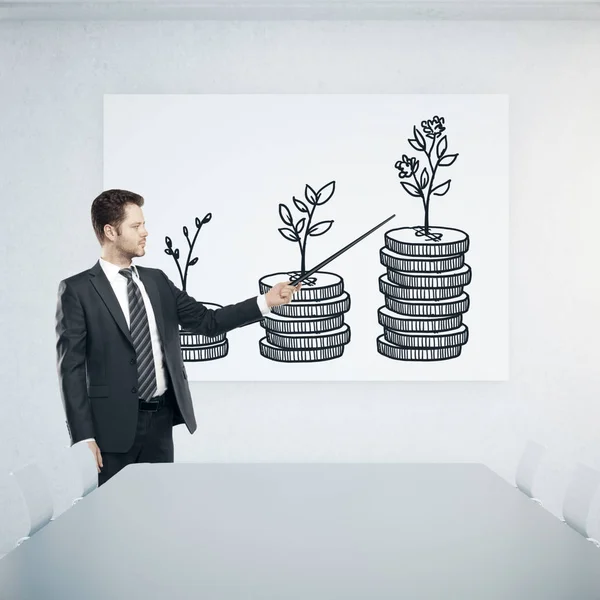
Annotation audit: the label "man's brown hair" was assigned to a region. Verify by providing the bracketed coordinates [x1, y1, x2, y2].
[91, 189, 144, 244]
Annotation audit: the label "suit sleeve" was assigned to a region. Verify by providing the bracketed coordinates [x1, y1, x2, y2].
[55, 280, 95, 445]
[256, 294, 272, 316]
[160, 271, 263, 336]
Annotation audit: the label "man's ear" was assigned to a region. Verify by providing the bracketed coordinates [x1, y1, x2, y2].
[104, 224, 116, 241]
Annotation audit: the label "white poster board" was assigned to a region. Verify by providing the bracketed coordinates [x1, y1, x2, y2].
[104, 94, 508, 381]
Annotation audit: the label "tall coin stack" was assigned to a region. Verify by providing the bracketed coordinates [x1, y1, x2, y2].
[258, 271, 351, 362]
[376, 226, 471, 361]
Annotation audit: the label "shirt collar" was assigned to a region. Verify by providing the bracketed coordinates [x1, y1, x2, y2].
[99, 257, 140, 282]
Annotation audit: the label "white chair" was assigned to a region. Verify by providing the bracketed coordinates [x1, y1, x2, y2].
[68, 443, 98, 504]
[9, 462, 55, 546]
[0, 471, 26, 558]
[561, 462, 600, 548]
[515, 440, 547, 505]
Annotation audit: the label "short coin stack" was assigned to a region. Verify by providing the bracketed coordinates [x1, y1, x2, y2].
[179, 302, 229, 362]
[258, 271, 351, 362]
[376, 226, 471, 361]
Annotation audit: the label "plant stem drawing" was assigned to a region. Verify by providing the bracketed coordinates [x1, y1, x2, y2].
[165, 213, 212, 291]
[377, 115, 472, 361]
[259, 180, 352, 362]
[395, 116, 458, 235]
[164, 212, 229, 362]
[278, 181, 335, 280]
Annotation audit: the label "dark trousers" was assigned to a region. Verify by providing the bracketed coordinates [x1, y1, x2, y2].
[98, 389, 176, 487]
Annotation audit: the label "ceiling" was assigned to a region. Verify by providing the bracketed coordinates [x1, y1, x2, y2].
[1, 0, 599, 20]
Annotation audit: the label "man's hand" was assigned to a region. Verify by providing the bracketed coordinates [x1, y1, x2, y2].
[87, 440, 103, 473]
[265, 281, 302, 308]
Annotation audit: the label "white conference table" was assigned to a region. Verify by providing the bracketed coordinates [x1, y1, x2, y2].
[0, 462, 599, 599]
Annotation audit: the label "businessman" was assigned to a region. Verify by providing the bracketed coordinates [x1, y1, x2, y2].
[56, 189, 299, 486]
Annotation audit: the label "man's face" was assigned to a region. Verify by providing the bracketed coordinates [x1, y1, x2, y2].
[109, 203, 148, 258]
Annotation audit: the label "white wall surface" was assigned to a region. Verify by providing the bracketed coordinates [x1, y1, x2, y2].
[0, 19, 599, 543]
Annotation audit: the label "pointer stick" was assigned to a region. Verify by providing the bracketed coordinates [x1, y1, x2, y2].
[288, 214, 396, 288]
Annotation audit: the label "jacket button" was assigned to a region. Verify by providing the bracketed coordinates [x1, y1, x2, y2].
[130, 358, 136, 365]
[131, 387, 137, 394]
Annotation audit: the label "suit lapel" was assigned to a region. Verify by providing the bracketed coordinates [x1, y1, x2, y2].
[137, 267, 167, 344]
[89, 261, 133, 347]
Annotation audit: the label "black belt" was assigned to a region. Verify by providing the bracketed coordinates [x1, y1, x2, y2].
[139, 391, 170, 412]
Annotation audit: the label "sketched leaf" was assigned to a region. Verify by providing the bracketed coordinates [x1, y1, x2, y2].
[438, 153, 458, 167]
[296, 218, 306, 234]
[202, 213, 212, 224]
[436, 136, 448, 159]
[413, 126, 426, 149]
[420, 168, 430, 188]
[278, 227, 300, 242]
[308, 220, 333, 236]
[400, 182, 422, 198]
[305, 184, 318, 205]
[293, 197, 309, 213]
[431, 180, 451, 196]
[316, 181, 335, 205]
[195, 217, 201, 228]
[183, 226, 189, 237]
[189, 257, 199, 266]
[164, 248, 173, 256]
[165, 236, 173, 248]
[173, 248, 180, 260]
[408, 139, 423, 151]
[278, 203, 294, 226]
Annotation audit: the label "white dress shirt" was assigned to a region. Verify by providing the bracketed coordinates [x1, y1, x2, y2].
[79, 258, 270, 445]
[100, 258, 169, 395]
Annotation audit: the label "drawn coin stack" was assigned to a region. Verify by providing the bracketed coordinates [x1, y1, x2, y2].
[377, 226, 471, 361]
[258, 271, 351, 362]
[179, 301, 229, 361]
[258, 180, 352, 363]
[378, 115, 472, 361]
[165, 213, 230, 362]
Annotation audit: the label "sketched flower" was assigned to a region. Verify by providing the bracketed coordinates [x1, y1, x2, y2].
[421, 116, 445, 139]
[395, 155, 419, 178]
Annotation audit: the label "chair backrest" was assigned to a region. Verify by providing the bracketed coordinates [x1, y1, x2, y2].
[562, 462, 600, 539]
[9, 463, 54, 537]
[515, 440, 546, 498]
[0, 471, 27, 554]
[68, 443, 98, 499]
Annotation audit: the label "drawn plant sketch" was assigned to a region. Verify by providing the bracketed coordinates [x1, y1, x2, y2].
[377, 116, 472, 361]
[258, 181, 352, 362]
[164, 213, 229, 362]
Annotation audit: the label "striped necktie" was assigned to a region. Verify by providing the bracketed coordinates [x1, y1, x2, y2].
[119, 267, 157, 401]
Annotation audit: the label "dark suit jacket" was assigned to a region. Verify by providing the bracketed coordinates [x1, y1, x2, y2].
[55, 260, 262, 453]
